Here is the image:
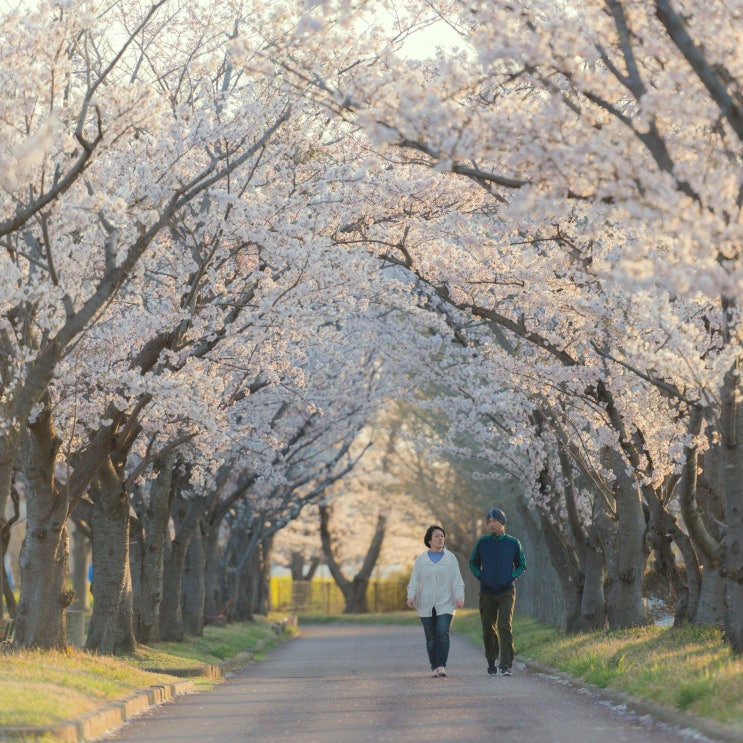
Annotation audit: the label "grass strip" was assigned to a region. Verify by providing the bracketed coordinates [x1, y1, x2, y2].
[0, 616, 282, 728]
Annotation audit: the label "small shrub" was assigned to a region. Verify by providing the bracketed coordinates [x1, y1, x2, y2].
[676, 678, 710, 710]
[209, 644, 234, 660]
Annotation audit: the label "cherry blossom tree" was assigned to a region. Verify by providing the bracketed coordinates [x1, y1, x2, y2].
[1, 0, 291, 648]
[242, 0, 743, 648]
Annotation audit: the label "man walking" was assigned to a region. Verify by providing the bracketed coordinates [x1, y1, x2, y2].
[469, 508, 526, 676]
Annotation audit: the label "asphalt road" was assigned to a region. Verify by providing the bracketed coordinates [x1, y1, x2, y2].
[100, 624, 718, 743]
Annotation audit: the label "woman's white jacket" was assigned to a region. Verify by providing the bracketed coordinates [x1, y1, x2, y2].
[407, 549, 465, 617]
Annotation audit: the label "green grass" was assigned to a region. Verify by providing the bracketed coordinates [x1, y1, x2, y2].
[136, 620, 280, 667]
[0, 616, 283, 729]
[0, 650, 179, 727]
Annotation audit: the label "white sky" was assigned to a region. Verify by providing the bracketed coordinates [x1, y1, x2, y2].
[399, 18, 466, 59]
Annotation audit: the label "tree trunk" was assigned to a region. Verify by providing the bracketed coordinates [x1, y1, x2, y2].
[222, 514, 263, 622]
[646, 501, 685, 610]
[85, 459, 135, 655]
[289, 551, 320, 581]
[720, 363, 743, 652]
[182, 522, 206, 636]
[664, 518, 701, 625]
[537, 517, 589, 632]
[605, 448, 648, 628]
[129, 517, 144, 635]
[203, 521, 223, 617]
[131, 459, 174, 644]
[0, 520, 7, 620]
[159, 489, 203, 641]
[0, 425, 21, 620]
[236, 549, 258, 621]
[594, 498, 620, 628]
[69, 521, 90, 612]
[0, 482, 20, 619]
[557, 449, 608, 631]
[696, 567, 726, 626]
[673, 410, 723, 624]
[251, 535, 273, 615]
[342, 578, 370, 614]
[693, 446, 726, 625]
[160, 535, 188, 641]
[14, 399, 73, 648]
[580, 520, 608, 629]
[513, 503, 562, 623]
[319, 504, 387, 614]
[232, 532, 265, 622]
[526, 460, 605, 632]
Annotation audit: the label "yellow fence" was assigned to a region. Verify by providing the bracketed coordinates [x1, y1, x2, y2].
[270, 576, 408, 614]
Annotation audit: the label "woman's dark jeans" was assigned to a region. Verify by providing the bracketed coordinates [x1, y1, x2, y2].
[420, 609, 453, 669]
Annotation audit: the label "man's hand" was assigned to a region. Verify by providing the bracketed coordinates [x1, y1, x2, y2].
[455, 598, 464, 608]
[406, 598, 416, 609]
[494, 578, 515, 594]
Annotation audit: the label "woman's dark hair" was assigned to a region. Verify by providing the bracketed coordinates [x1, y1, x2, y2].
[424, 525, 446, 548]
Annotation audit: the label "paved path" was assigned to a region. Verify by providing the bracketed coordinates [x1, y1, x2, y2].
[101, 624, 717, 742]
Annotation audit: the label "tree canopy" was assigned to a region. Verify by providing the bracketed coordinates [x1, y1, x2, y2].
[2, 0, 743, 653]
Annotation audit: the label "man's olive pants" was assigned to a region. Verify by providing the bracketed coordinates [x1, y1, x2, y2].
[479, 586, 516, 669]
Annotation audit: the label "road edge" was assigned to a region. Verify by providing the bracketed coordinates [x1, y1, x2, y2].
[519, 656, 743, 743]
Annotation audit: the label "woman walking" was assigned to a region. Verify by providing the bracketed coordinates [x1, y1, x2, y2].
[406, 525, 465, 677]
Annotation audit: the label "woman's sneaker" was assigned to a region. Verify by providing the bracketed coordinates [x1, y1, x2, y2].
[437, 667, 447, 677]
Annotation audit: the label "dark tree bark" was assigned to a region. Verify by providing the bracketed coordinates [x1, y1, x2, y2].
[556, 444, 608, 630]
[159, 485, 205, 641]
[85, 459, 135, 655]
[720, 365, 743, 653]
[0, 482, 20, 619]
[250, 535, 273, 616]
[581, 520, 607, 628]
[69, 519, 90, 612]
[182, 522, 206, 636]
[531, 465, 607, 633]
[603, 447, 649, 628]
[225, 519, 261, 622]
[130, 456, 175, 644]
[14, 396, 73, 648]
[319, 504, 387, 614]
[289, 551, 321, 581]
[692, 446, 726, 626]
[203, 521, 224, 618]
[674, 422, 726, 626]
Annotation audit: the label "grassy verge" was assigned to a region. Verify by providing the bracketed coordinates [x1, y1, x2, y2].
[453, 610, 743, 732]
[133, 620, 282, 670]
[0, 616, 286, 729]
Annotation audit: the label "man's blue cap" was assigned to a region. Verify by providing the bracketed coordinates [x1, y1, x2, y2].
[487, 508, 506, 524]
